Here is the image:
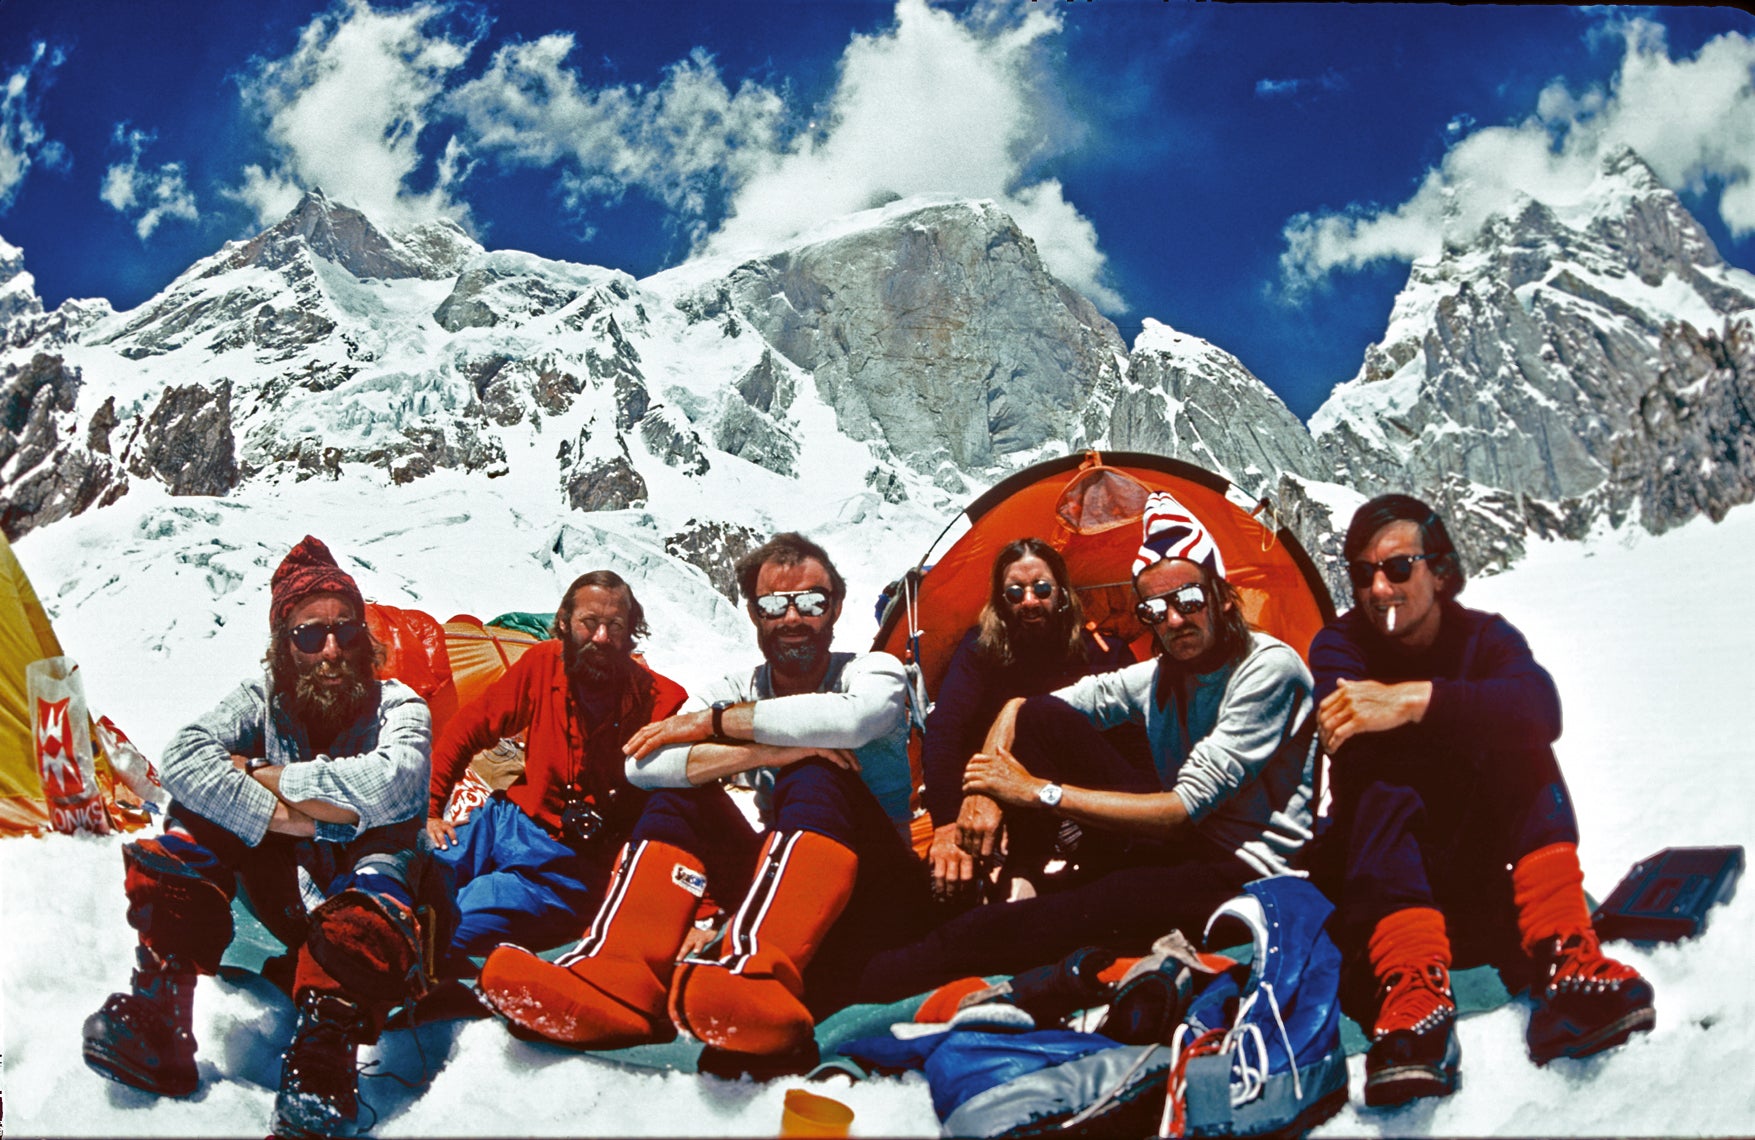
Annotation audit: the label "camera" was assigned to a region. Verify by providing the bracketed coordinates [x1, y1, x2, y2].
[559, 785, 607, 852]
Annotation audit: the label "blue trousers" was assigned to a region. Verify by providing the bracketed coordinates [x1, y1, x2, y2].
[431, 796, 612, 959]
[1316, 739, 1581, 1017]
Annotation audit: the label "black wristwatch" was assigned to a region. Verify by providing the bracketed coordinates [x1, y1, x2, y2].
[711, 699, 736, 740]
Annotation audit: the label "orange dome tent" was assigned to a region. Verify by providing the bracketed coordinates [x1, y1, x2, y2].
[872, 452, 1335, 848]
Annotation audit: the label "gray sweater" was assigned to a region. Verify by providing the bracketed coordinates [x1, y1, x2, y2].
[1049, 630, 1317, 877]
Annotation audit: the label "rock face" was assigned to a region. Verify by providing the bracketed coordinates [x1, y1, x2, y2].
[716, 200, 1128, 473]
[1108, 320, 1328, 488]
[4, 161, 1752, 600]
[1312, 148, 1755, 574]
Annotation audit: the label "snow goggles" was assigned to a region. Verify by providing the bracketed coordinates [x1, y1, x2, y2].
[1003, 580, 1056, 604]
[753, 589, 832, 620]
[1135, 583, 1208, 625]
[1346, 552, 1438, 591]
[286, 620, 369, 653]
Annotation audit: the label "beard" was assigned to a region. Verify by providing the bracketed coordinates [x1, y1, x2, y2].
[757, 622, 834, 680]
[564, 635, 631, 688]
[276, 646, 375, 742]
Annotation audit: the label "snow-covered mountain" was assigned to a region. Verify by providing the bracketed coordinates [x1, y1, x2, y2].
[1311, 148, 1755, 573]
[0, 189, 1339, 601]
[6, 147, 1755, 605]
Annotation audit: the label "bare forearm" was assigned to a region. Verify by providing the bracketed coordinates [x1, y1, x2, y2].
[683, 741, 812, 785]
[252, 766, 360, 825]
[1055, 785, 1189, 841]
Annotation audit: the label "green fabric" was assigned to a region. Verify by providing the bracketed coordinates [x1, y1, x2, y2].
[485, 611, 556, 639]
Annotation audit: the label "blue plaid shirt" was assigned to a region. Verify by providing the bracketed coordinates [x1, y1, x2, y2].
[160, 675, 431, 846]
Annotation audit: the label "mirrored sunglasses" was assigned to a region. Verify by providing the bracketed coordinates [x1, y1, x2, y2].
[286, 620, 368, 654]
[1003, 580, 1056, 605]
[1346, 552, 1438, 591]
[1135, 583, 1208, 625]
[753, 589, 832, 620]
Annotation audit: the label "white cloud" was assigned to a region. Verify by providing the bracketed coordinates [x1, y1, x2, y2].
[705, 0, 1123, 310]
[0, 42, 68, 211]
[448, 36, 785, 245]
[1279, 19, 1755, 292]
[100, 125, 198, 239]
[1255, 71, 1347, 100]
[229, 0, 476, 229]
[448, 0, 1122, 310]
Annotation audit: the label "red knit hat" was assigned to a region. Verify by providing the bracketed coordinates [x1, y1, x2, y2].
[270, 535, 365, 627]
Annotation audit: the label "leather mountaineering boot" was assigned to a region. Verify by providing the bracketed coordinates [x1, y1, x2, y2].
[82, 945, 201, 1097]
[274, 989, 369, 1139]
[1363, 907, 1460, 1108]
[478, 840, 706, 1048]
[669, 830, 857, 1061]
[1513, 843, 1655, 1064]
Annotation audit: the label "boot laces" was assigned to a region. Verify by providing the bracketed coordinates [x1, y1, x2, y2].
[1545, 932, 1640, 994]
[1373, 961, 1454, 1039]
[287, 996, 363, 1095]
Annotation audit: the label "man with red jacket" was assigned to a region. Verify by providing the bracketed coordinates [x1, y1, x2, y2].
[425, 570, 686, 963]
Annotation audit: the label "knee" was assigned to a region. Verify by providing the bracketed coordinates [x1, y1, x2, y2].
[122, 837, 234, 972]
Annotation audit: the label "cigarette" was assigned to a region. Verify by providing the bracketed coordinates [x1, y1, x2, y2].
[1386, 605, 1397, 632]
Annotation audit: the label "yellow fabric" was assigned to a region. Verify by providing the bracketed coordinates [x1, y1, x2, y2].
[0, 535, 64, 834]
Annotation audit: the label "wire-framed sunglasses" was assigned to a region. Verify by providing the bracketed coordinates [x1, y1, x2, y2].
[286, 620, 368, 653]
[1003, 580, 1056, 605]
[752, 589, 832, 620]
[1346, 553, 1438, 591]
[1135, 583, 1208, 625]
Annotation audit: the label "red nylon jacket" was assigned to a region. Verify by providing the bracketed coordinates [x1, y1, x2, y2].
[428, 639, 688, 833]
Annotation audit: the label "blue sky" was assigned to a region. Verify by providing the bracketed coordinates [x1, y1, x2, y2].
[1, 1, 1751, 419]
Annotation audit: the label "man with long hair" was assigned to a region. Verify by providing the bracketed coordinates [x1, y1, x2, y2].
[425, 570, 686, 964]
[922, 537, 1133, 900]
[850, 492, 1319, 1003]
[1311, 495, 1653, 1108]
[83, 536, 433, 1138]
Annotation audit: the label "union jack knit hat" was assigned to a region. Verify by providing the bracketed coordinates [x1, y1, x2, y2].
[1132, 491, 1225, 578]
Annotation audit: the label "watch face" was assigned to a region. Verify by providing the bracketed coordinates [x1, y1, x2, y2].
[1037, 782, 1062, 808]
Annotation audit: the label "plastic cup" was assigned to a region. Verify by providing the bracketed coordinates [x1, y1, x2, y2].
[779, 1088, 854, 1137]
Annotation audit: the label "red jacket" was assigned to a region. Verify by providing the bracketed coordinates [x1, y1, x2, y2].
[428, 639, 687, 833]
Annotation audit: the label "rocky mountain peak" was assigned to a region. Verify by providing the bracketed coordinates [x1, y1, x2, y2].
[212, 187, 479, 282]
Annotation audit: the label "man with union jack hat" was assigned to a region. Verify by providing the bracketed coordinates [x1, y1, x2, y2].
[847, 490, 1322, 1003]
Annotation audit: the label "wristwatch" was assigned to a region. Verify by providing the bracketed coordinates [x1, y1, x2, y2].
[1036, 781, 1064, 810]
[710, 699, 736, 740]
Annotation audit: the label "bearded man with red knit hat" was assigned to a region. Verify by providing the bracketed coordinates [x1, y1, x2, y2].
[1311, 495, 1654, 1108]
[82, 536, 434, 1139]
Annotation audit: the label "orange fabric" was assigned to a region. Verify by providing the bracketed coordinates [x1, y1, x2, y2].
[1511, 841, 1591, 953]
[478, 840, 704, 1047]
[670, 831, 858, 1055]
[1368, 907, 1454, 1038]
[873, 454, 1332, 712]
[366, 603, 457, 735]
[1512, 842, 1640, 989]
[426, 640, 687, 830]
[1097, 957, 1142, 986]
[915, 976, 990, 1023]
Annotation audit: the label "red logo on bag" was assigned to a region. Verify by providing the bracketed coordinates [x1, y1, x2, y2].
[36, 696, 85, 798]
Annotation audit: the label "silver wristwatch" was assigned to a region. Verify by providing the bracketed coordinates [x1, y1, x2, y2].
[1036, 781, 1063, 809]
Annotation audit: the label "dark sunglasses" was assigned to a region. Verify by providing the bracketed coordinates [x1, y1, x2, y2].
[1347, 553, 1438, 591]
[1003, 580, 1056, 605]
[1135, 583, 1208, 625]
[753, 589, 832, 620]
[286, 620, 368, 654]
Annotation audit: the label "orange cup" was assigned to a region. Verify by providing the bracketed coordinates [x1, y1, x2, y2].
[779, 1088, 854, 1137]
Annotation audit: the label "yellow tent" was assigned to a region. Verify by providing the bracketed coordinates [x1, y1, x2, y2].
[1, 532, 67, 835]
